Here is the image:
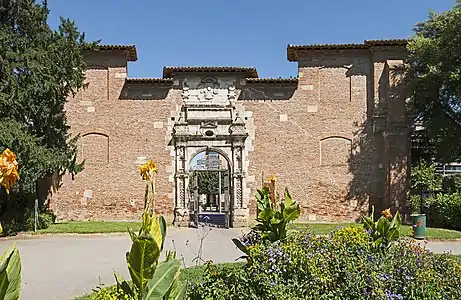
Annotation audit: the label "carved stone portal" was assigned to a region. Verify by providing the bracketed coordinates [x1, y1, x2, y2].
[171, 79, 249, 227]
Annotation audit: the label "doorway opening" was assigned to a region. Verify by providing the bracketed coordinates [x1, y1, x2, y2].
[188, 150, 231, 228]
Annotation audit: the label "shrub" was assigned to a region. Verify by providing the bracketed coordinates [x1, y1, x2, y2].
[191, 227, 461, 299]
[442, 174, 461, 193]
[425, 193, 461, 230]
[2, 206, 55, 235]
[91, 285, 134, 300]
[410, 161, 442, 193]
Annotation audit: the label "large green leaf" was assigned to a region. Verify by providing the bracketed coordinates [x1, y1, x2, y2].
[387, 228, 400, 242]
[149, 216, 164, 252]
[258, 208, 274, 222]
[163, 266, 186, 300]
[283, 203, 300, 222]
[389, 211, 402, 232]
[361, 215, 375, 231]
[377, 217, 390, 236]
[167, 282, 187, 300]
[283, 188, 294, 206]
[145, 259, 181, 299]
[158, 216, 167, 252]
[126, 231, 160, 292]
[232, 238, 250, 255]
[114, 272, 135, 297]
[0, 244, 21, 300]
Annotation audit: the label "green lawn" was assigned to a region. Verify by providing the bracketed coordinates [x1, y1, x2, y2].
[32, 221, 461, 240]
[74, 262, 244, 300]
[290, 223, 461, 240]
[35, 221, 141, 234]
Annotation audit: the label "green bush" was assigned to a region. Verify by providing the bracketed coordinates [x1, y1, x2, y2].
[190, 227, 461, 299]
[442, 174, 461, 193]
[410, 161, 443, 193]
[91, 285, 134, 300]
[1, 206, 55, 235]
[425, 193, 461, 230]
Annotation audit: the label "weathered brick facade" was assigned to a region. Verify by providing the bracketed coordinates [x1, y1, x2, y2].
[50, 40, 410, 226]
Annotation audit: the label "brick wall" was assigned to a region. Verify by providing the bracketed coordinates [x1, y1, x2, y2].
[52, 44, 409, 224]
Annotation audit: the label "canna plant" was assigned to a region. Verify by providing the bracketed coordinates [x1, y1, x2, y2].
[112, 160, 186, 300]
[233, 174, 300, 257]
[362, 206, 402, 252]
[0, 148, 21, 300]
[0, 244, 21, 300]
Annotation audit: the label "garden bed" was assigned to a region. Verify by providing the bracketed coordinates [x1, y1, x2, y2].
[74, 262, 245, 300]
[290, 222, 461, 240]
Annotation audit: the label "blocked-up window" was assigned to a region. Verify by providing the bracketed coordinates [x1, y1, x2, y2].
[320, 67, 350, 103]
[320, 137, 352, 166]
[83, 66, 108, 103]
[81, 133, 109, 164]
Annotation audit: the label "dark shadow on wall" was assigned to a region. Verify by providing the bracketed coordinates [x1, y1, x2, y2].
[238, 85, 297, 101]
[346, 62, 410, 222]
[346, 118, 382, 221]
[119, 84, 170, 100]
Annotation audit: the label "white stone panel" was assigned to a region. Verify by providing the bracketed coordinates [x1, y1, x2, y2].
[301, 85, 314, 91]
[154, 121, 164, 129]
[307, 105, 318, 113]
[115, 72, 127, 78]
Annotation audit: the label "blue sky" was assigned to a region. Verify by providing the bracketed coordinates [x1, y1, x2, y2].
[47, 0, 455, 78]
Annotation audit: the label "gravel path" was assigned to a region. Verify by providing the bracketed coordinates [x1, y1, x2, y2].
[0, 228, 460, 300]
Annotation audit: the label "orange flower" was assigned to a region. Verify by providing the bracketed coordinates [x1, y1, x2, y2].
[139, 160, 158, 181]
[381, 208, 392, 219]
[0, 148, 20, 194]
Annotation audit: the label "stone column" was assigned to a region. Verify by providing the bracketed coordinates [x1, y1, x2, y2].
[231, 144, 247, 227]
[174, 145, 189, 227]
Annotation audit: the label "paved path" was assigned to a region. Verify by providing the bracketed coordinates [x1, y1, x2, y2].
[0, 227, 245, 300]
[0, 229, 460, 300]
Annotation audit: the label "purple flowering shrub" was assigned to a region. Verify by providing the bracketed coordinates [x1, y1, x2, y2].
[189, 226, 461, 299]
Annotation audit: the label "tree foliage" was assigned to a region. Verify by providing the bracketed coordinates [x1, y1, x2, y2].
[0, 0, 95, 224]
[406, 1, 461, 163]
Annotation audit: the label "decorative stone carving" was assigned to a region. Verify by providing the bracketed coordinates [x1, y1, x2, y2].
[228, 85, 236, 100]
[228, 85, 237, 107]
[199, 86, 218, 101]
[182, 83, 190, 101]
[179, 178, 186, 207]
[235, 176, 243, 208]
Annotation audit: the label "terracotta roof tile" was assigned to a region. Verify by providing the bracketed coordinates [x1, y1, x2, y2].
[95, 45, 138, 61]
[163, 66, 258, 78]
[287, 39, 408, 61]
[245, 77, 298, 84]
[125, 78, 173, 84]
[364, 39, 408, 46]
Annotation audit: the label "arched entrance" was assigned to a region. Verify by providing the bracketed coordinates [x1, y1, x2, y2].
[188, 150, 232, 227]
[170, 79, 249, 228]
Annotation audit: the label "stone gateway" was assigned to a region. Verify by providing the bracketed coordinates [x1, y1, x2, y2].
[50, 39, 410, 227]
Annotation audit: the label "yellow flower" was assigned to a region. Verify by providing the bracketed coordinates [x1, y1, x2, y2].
[0, 148, 20, 194]
[267, 174, 276, 183]
[139, 159, 158, 181]
[381, 208, 392, 219]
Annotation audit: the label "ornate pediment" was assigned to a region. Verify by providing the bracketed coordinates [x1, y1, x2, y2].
[181, 77, 237, 107]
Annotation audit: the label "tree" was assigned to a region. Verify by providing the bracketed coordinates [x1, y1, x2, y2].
[0, 0, 95, 231]
[405, 1, 461, 163]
